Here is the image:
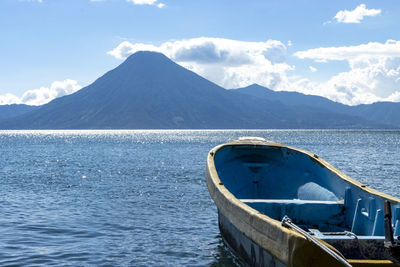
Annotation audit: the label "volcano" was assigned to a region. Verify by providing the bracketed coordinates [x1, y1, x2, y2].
[0, 51, 386, 129]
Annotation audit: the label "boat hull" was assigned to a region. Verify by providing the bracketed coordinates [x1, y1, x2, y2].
[206, 138, 400, 267]
[218, 209, 286, 267]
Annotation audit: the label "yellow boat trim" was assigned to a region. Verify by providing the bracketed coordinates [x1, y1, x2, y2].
[348, 259, 398, 266]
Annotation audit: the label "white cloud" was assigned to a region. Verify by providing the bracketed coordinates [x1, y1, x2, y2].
[322, 57, 400, 105]
[107, 41, 160, 59]
[334, 4, 381, 24]
[0, 79, 82, 106]
[20, 0, 43, 2]
[294, 40, 400, 105]
[0, 93, 21, 105]
[309, 66, 317, 72]
[127, 0, 156, 4]
[126, 0, 165, 8]
[294, 40, 400, 62]
[108, 37, 294, 90]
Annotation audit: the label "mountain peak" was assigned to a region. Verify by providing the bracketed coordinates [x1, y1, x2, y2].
[247, 83, 263, 88]
[124, 51, 171, 64]
[116, 51, 183, 77]
[241, 83, 272, 91]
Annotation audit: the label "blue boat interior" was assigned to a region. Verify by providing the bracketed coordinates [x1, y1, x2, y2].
[214, 144, 400, 260]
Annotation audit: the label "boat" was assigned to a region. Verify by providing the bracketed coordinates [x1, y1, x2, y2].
[206, 137, 400, 266]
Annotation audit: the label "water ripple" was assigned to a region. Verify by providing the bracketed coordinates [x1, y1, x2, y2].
[0, 130, 399, 266]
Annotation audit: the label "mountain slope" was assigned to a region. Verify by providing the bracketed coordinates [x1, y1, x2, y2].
[234, 84, 349, 113]
[350, 102, 400, 127]
[0, 52, 389, 129]
[0, 104, 39, 121]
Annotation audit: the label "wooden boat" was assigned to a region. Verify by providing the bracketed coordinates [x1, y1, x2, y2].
[206, 137, 400, 267]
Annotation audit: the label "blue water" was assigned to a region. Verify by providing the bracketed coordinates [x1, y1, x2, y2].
[0, 130, 399, 266]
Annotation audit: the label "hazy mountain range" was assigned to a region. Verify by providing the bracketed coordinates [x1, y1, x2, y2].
[235, 84, 400, 128]
[0, 51, 398, 129]
[0, 104, 39, 121]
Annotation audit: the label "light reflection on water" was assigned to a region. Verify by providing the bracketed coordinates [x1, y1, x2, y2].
[0, 130, 399, 266]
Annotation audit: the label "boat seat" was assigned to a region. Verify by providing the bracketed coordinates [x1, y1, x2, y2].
[241, 199, 346, 230]
[297, 182, 339, 202]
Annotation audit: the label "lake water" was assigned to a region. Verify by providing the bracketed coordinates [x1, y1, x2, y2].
[0, 130, 399, 266]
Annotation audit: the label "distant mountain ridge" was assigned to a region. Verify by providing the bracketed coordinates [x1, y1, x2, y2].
[0, 51, 395, 129]
[235, 84, 400, 128]
[234, 84, 348, 112]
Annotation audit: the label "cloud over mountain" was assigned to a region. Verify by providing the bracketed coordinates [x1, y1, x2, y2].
[294, 40, 400, 105]
[108, 37, 400, 106]
[294, 40, 400, 62]
[4, 37, 390, 108]
[1, 51, 388, 129]
[0, 93, 20, 105]
[0, 79, 82, 106]
[108, 37, 293, 90]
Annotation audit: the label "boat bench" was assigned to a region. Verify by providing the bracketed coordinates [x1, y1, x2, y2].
[240, 199, 346, 229]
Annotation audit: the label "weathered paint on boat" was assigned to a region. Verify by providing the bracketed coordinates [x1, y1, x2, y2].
[206, 137, 400, 266]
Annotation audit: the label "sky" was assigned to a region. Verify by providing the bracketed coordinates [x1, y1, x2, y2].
[1, 0, 400, 106]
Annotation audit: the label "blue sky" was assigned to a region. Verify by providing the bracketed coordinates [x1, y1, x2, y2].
[1, 0, 400, 105]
